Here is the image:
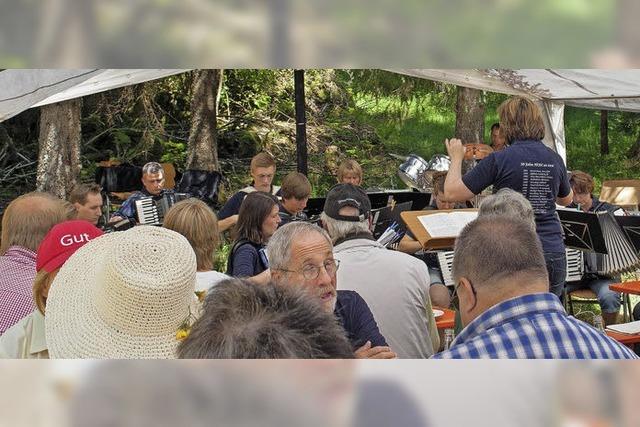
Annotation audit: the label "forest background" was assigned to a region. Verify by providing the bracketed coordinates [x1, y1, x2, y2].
[1, 69, 640, 214]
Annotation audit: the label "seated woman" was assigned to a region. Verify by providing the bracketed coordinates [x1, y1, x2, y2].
[397, 171, 463, 308]
[163, 198, 228, 292]
[0, 220, 103, 358]
[227, 191, 281, 285]
[568, 170, 622, 326]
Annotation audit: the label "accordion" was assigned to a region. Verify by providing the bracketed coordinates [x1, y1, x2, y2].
[134, 192, 190, 226]
[590, 212, 640, 276]
[558, 208, 640, 277]
[436, 248, 585, 288]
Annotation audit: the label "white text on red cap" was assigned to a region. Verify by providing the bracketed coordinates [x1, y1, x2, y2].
[60, 233, 91, 247]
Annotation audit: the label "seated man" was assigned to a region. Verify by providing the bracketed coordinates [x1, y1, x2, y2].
[320, 184, 439, 358]
[177, 278, 355, 358]
[268, 222, 395, 359]
[397, 171, 462, 308]
[0, 192, 68, 335]
[68, 183, 104, 226]
[109, 162, 173, 223]
[432, 216, 637, 359]
[278, 172, 311, 226]
[567, 170, 622, 326]
[337, 159, 363, 186]
[217, 152, 280, 232]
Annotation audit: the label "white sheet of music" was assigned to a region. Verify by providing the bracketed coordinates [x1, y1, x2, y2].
[417, 211, 478, 238]
[607, 320, 640, 335]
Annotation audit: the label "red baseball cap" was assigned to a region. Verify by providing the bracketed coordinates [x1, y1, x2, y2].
[36, 220, 104, 273]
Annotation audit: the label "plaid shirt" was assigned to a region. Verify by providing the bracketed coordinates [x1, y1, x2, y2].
[0, 246, 37, 335]
[432, 293, 638, 359]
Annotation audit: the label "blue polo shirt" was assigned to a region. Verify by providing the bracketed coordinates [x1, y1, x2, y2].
[334, 290, 388, 349]
[462, 140, 571, 253]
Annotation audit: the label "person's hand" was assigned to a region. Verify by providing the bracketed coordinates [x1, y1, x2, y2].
[109, 215, 124, 224]
[354, 341, 397, 359]
[445, 138, 465, 162]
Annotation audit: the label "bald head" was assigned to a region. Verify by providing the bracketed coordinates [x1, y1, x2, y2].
[1, 192, 67, 254]
[453, 216, 550, 326]
[453, 216, 548, 290]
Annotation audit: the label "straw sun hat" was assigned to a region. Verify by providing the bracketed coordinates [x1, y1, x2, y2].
[45, 226, 197, 359]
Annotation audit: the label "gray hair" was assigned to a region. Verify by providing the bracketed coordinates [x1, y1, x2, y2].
[177, 278, 354, 359]
[320, 212, 369, 244]
[478, 188, 536, 231]
[267, 222, 332, 270]
[142, 162, 164, 176]
[453, 216, 547, 287]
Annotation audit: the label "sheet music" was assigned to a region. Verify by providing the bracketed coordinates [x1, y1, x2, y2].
[418, 211, 478, 238]
[607, 320, 640, 335]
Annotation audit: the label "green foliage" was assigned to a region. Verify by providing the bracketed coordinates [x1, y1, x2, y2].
[565, 107, 640, 192]
[160, 140, 187, 169]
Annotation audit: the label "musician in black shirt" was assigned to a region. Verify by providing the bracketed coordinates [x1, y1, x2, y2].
[110, 162, 174, 223]
[567, 170, 622, 326]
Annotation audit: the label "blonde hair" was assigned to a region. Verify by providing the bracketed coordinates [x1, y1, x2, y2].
[163, 198, 220, 271]
[497, 96, 546, 143]
[1, 192, 67, 255]
[33, 269, 58, 315]
[337, 159, 363, 182]
[250, 152, 276, 171]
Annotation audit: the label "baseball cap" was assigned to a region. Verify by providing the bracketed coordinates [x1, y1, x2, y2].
[36, 220, 104, 273]
[323, 183, 371, 222]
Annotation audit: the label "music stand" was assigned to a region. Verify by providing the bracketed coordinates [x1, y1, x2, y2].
[616, 215, 640, 253]
[304, 197, 326, 218]
[556, 209, 608, 254]
[371, 201, 413, 239]
[366, 190, 431, 210]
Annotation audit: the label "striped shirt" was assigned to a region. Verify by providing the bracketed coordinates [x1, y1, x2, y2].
[432, 293, 638, 359]
[0, 246, 37, 335]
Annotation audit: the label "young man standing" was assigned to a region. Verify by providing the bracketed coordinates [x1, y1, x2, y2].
[217, 152, 280, 232]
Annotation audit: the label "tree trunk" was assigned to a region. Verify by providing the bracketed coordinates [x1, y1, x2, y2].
[454, 86, 485, 173]
[186, 69, 222, 172]
[600, 110, 609, 155]
[36, 99, 82, 199]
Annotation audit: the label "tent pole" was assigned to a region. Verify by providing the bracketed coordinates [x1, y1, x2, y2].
[294, 69, 308, 175]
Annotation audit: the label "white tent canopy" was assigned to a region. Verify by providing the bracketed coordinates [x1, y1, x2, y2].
[0, 69, 189, 122]
[392, 69, 640, 163]
[2, 68, 640, 164]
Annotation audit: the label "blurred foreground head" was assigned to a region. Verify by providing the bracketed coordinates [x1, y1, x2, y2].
[178, 278, 354, 359]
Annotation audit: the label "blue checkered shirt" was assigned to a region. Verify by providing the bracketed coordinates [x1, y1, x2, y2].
[432, 293, 638, 359]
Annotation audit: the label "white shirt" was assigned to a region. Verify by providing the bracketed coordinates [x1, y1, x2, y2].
[196, 271, 229, 292]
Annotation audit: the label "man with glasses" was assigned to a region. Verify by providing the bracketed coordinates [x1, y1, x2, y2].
[432, 216, 637, 359]
[268, 221, 395, 359]
[320, 184, 439, 358]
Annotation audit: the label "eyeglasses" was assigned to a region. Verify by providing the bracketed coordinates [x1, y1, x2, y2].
[279, 259, 340, 281]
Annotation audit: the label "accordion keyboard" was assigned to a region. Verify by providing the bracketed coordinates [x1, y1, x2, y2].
[135, 198, 161, 225]
[436, 248, 584, 288]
